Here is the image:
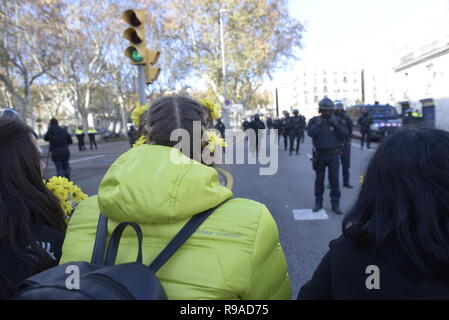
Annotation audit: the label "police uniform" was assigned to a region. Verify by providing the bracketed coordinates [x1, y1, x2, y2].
[287, 109, 306, 155]
[75, 128, 86, 151]
[335, 103, 354, 188]
[87, 128, 98, 150]
[358, 112, 373, 149]
[307, 98, 349, 215]
[280, 112, 290, 151]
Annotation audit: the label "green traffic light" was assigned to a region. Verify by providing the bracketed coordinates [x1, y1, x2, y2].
[131, 48, 143, 62]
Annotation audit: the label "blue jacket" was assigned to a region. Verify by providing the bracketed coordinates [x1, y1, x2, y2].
[307, 116, 348, 150]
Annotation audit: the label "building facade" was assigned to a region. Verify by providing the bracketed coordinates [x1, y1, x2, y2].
[392, 0, 449, 131]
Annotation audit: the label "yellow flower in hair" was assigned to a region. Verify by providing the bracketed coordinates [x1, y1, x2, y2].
[45, 176, 88, 222]
[200, 98, 221, 120]
[133, 135, 147, 148]
[131, 101, 150, 127]
[206, 131, 228, 153]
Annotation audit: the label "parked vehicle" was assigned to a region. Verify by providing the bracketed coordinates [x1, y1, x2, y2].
[347, 104, 402, 141]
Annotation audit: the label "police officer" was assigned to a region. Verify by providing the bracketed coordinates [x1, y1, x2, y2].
[280, 111, 290, 151]
[335, 101, 354, 188]
[75, 126, 86, 151]
[358, 108, 373, 149]
[287, 109, 306, 155]
[251, 113, 266, 156]
[214, 118, 226, 139]
[128, 125, 138, 147]
[87, 127, 98, 150]
[307, 97, 349, 215]
[299, 114, 306, 143]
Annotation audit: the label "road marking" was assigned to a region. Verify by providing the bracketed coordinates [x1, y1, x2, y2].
[293, 209, 329, 220]
[70, 155, 105, 164]
[216, 168, 234, 191]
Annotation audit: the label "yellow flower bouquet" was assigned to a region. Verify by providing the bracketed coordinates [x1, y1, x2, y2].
[45, 176, 88, 222]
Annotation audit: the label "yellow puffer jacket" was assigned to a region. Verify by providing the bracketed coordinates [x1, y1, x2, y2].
[60, 145, 291, 299]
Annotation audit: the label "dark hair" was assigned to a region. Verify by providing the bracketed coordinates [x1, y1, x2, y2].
[139, 95, 213, 161]
[50, 118, 58, 126]
[343, 129, 449, 275]
[0, 119, 66, 271]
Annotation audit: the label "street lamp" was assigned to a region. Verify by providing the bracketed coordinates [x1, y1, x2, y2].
[219, 9, 229, 127]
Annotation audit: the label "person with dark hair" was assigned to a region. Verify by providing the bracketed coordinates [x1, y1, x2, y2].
[308, 98, 348, 215]
[0, 118, 67, 299]
[44, 118, 72, 180]
[298, 128, 449, 299]
[60, 95, 291, 300]
[75, 126, 86, 151]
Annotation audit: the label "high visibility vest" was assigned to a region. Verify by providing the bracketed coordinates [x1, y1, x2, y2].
[88, 129, 97, 134]
[75, 130, 84, 135]
[411, 112, 422, 118]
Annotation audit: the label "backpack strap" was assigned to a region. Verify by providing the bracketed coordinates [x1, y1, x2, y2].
[149, 200, 229, 272]
[104, 222, 144, 266]
[91, 213, 108, 264]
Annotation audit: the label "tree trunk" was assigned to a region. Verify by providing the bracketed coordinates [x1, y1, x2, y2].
[118, 94, 128, 135]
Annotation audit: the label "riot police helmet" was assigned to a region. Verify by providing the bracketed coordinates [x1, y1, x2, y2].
[334, 101, 344, 111]
[318, 97, 335, 111]
[293, 109, 299, 115]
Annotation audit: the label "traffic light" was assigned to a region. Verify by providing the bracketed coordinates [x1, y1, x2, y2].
[145, 49, 161, 84]
[123, 9, 146, 65]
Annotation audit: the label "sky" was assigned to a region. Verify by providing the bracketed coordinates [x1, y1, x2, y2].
[270, 0, 442, 85]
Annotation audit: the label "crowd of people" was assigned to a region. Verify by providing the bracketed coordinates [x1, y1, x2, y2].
[1, 95, 449, 300]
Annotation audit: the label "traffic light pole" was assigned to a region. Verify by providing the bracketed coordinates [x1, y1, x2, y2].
[138, 65, 147, 106]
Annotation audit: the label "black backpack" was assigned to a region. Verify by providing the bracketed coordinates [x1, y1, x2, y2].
[14, 204, 222, 300]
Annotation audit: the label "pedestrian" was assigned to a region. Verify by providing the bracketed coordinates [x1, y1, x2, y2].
[358, 108, 373, 149]
[250, 113, 266, 156]
[335, 101, 354, 188]
[214, 118, 226, 154]
[242, 118, 251, 131]
[280, 111, 290, 151]
[307, 97, 348, 215]
[272, 117, 282, 144]
[87, 127, 98, 150]
[214, 118, 226, 139]
[300, 114, 306, 143]
[60, 96, 291, 300]
[266, 116, 273, 129]
[0, 118, 66, 299]
[298, 129, 449, 299]
[286, 109, 306, 155]
[75, 126, 86, 151]
[128, 125, 138, 147]
[44, 118, 73, 180]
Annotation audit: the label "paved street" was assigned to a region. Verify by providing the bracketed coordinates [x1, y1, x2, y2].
[42, 132, 380, 299]
[219, 131, 379, 298]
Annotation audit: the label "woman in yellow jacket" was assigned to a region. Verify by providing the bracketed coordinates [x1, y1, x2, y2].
[60, 96, 291, 300]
